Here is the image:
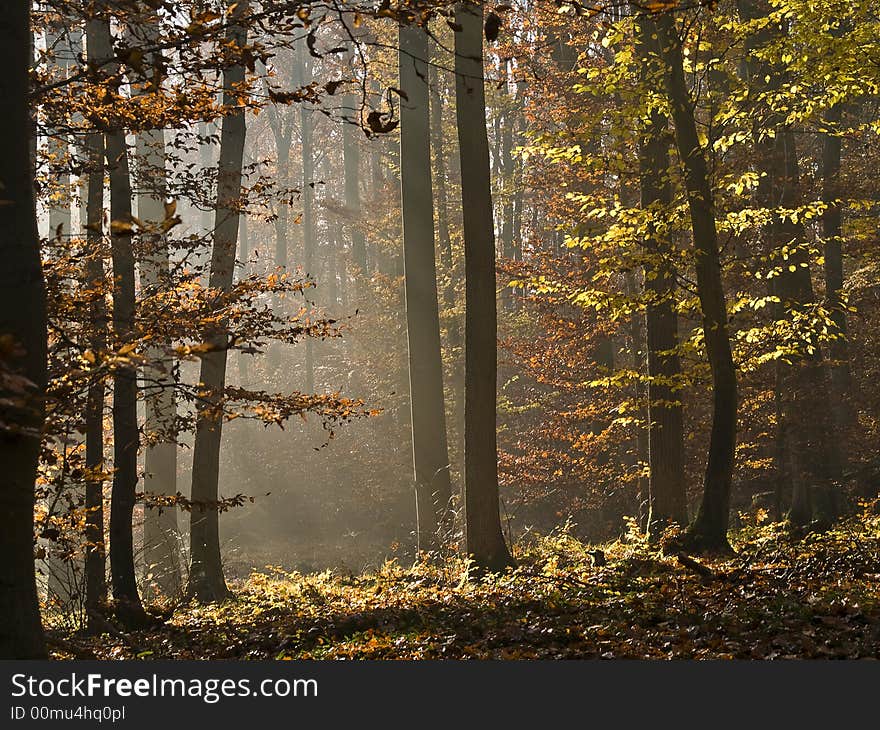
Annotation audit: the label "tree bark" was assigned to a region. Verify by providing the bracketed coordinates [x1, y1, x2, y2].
[297, 42, 316, 394]
[635, 12, 688, 531]
[188, 0, 249, 602]
[455, 2, 514, 571]
[655, 10, 737, 552]
[46, 15, 72, 240]
[88, 10, 150, 624]
[343, 88, 366, 275]
[429, 37, 464, 505]
[131, 10, 181, 600]
[822, 104, 855, 429]
[0, 0, 48, 659]
[737, 0, 842, 527]
[774, 129, 842, 527]
[400, 22, 454, 551]
[84, 126, 107, 632]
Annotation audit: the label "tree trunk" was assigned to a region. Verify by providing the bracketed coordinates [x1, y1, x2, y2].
[635, 12, 688, 531]
[737, 0, 842, 527]
[46, 16, 72, 240]
[655, 10, 737, 552]
[136, 127, 181, 598]
[266, 98, 289, 372]
[188, 0, 249, 602]
[0, 0, 48, 659]
[131, 11, 181, 600]
[400, 23, 454, 551]
[343, 88, 366, 276]
[297, 42, 316, 394]
[45, 11, 76, 609]
[88, 10, 150, 625]
[498, 64, 515, 311]
[455, 2, 514, 571]
[84, 126, 107, 632]
[774, 129, 842, 527]
[429, 37, 464, 507]
[822, 104, 855, 429]
[238, 210, 251, 387]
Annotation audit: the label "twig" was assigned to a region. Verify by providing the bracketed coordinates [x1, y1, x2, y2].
[676, 552, 716, 579]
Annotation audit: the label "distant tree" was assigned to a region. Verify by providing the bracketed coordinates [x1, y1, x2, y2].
[131, 5, 181, 598]
[297, 39, 316, 394]
[83, 120, 107, 631]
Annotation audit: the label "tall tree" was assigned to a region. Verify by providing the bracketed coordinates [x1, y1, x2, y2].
[399, 21, 453, 551]
[455, 1, 514, 570]
[635, 11, 687, 531]
[88, 8, 150, 625]
[298, 41, 316, 394]
[654, 8, 737, 551]
[132, 6, 181, 598]
[83, 125, 107, 631]
[822, 102, 855, 429]
[429, 38, 460, 347]
[188, 0, 249, 602]
[737, 0, 841, 527]
[773, 128, 842, 527]
[0, 0, 48, 659]
[343, 75, 366, 277]
[45, 11, 72, 240]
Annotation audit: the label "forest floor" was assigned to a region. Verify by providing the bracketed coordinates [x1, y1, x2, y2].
[50, 512, 880, 660]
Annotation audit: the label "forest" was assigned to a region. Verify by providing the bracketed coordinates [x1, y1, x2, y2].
[1, 0, 879, 662]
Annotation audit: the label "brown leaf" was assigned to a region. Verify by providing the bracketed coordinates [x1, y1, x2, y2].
[366, 110, 399, 135]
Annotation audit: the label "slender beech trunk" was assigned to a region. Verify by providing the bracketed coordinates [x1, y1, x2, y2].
[400, 22, 454, 550]
[131, 10, 180, 599]
[343, 86, 366, 276]
[188, 0, 249, 602]
[84, 128, 107, 631]
[511, 99, 525, 306]
[775, 129, 842, 527]
[198, 120, 214, 255]
[455, 2, 514, 570]
[88, 10, 150, 624]
[635, 12, 687, 530]
[430, 50, 458, 332]
[237, 212, 251, 386]
[45, 14, 75, 608]
[655, 10, 737, 551]
[297, 42, 316, 394]
[46, 17, 72, 240]
[625, 269, 651, 519]
[137, 126, 180, 597]
[737, 0, 841, 526]
[429, 38, 464, 504]
[737, 0, 794, 523]
[273, 132, 291, 273]
[266, 96, 290, 372]
[0, 0, 47, 659]
[822, 104, 855, 429]
[498, 65, 515, 312]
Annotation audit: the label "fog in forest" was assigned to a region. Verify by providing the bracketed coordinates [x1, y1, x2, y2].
[6, 0, 880, 661]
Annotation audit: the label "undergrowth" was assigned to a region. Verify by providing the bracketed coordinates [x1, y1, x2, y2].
[49, 512, 880, 659]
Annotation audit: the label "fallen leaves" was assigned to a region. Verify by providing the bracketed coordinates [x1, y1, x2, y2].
[49, 517, 880, 661]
